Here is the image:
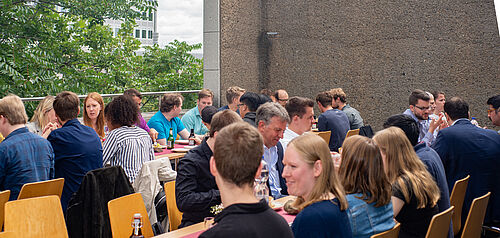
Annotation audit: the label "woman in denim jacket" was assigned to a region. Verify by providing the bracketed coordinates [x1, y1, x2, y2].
[339, 135, 395, 238]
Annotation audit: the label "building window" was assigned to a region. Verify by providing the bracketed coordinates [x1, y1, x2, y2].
[149, 12, 153, 21]
[135, 29, 140, 38]
[142, 30, 147, 39]
[148, 30, 153, 39]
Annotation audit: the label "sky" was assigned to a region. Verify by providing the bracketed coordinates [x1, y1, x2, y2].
[156, 0, 204, 52]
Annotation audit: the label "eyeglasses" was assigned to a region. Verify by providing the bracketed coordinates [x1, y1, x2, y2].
[237, 103, 244, 108]
[414, 105, 432, 111]
[487, 108, 496, 113]
[278, 98, 288, 102]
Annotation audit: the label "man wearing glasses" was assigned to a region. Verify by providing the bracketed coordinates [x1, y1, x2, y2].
[274, 89, 289, 107]
[403, 89, 444, 146]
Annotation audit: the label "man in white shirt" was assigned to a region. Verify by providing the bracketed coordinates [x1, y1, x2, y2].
[280, 97, 315, 150]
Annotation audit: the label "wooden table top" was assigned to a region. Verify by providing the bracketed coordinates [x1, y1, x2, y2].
[155, 152, 185, 160]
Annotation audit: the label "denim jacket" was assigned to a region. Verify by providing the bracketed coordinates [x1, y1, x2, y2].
[346, 193, 395, 238]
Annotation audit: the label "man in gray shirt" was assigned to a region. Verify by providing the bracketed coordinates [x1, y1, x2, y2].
[330, 88, 364, 129]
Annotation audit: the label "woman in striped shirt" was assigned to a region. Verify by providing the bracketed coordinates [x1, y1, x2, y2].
[103, 95, 154, 183]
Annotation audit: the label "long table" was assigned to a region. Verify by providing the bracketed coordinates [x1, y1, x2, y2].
[155, 196, 297, 238]
[154, 143, 189, 170]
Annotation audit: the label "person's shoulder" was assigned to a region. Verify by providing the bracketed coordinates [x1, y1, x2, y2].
[148, 111, 164, 122]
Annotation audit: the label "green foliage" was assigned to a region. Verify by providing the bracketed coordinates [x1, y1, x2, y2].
[0, 0, 203, 116]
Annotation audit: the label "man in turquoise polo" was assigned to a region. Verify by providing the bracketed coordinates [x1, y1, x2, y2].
[181, 89, 213, 135]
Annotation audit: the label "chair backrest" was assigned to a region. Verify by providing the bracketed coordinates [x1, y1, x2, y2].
[460, 192, 491, 238]
[17, 178, 64, 200]
[0, 232, 16, 238]
[108, 193, 154, 238]
[0, 190, 10, 229]
[313, 131, 331, 144]
[371, 223, 401, 238]
[425, 206, 454, 238]
[4, 195, 68, 238]
[165, 181, 183, 231]
[346, 129, 360, 138]
[449, 175, 470, 236]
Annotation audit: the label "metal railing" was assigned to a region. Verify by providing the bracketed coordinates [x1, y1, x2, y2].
[19, 90, 201, 102]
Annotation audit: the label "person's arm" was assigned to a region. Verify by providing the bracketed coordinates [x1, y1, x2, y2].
[351, 111, 364, 129]
[175, 157, 220, 212]
[148, 128, 158, 141]
[178, 129, 190, 140]
[391, 196, 405, 217]
[148, 120, 166, 145]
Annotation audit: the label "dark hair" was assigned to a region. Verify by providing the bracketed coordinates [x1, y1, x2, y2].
[160, 93, 183, 113]
[487, 95, 500, 110]
[214, 122, 264, 187]
[53, 91, 80, 121]
[444, 97, 469, 121]
[286, 96, 314, 118]
[409, 89, 430, 106]
[259, 94, 273, 104]
[383, 114, 419, 146]
[315, 91, 332, 107]
[123, 88, 142, 99]
[209, 110, 242, 137]
[239, 92, 261, 112]
[201, 106, 218, 124]
[105, 95, 138, 127]
[431, 91, 445, 100]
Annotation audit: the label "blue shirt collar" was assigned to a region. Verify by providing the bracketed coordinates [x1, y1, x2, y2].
[4, 127, 29, 140]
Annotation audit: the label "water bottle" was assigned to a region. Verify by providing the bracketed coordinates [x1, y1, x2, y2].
[254, 179, 269, 203]
[470, 117, 479, 127]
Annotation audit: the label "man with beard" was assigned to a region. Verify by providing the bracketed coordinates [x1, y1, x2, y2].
[403, 90, 444, 146]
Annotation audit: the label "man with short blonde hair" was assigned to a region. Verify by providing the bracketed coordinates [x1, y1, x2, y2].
[182, 89, 214, 135]
[0, 94, 54, 200]
[330, 88, 364, 129]
[219, 86, 245, 112]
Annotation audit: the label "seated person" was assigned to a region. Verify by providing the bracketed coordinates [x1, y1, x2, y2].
[239, 92, 269, 127]
[280, 96, 315, 150]
[147, 93, 190, 145]
[123, 88, 158, 141]
[201, 105, 218, 131]
[47, 91, 103, 211]
[26, 95, 60, 138]
[181, 89, 213, 135]
[0, 94, 54, 200]
[315, 91, 350, 152]
[102, 95, 154, 183]
[218, 86, 245, 113]
[283, 133, 352, 238]
[200, 122, 293, 238]
[339, 135, 395, 237]
[176, 110, 242, 228]
[83, 92, 106, 140]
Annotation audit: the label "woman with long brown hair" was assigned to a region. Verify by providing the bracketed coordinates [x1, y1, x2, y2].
[83, 92, 105, 140]
[339, 135, 395, 238]
[283, 133, 351, 238]
[373, 127, 440, 238]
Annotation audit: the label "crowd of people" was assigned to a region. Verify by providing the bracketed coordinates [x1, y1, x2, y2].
[0, 86, 499, 238]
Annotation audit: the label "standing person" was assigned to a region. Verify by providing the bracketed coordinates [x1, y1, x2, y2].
[102, 95, 154, 183]
[330, 88, 364, 130]
[432, 97, 500, 228]
[147, 93, 190, 145]
[83, 92, 106, 140]
[26, 95, 60, 138]
[176, 110, 242, 228]
[280, 96, 315, 150]
[123, 88, 158, 141]
[48, 91, 103, 211]
[274, 89, 289, 107]
[339, 135, 395, 238]
[487, 94, 500, 132]
[283, 134, 352, 238]
[218, 86, 245, 113]
[315, 91, 350, 152]
[0, 94, 54, 200]
[181, 89, 214, 135]
[199, 122, 293, 238]
[374, 127, 440, 238]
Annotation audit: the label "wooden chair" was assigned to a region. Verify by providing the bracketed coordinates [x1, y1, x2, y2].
[345, 129, 360, 138]
[17, 178, 64, 200]
[460, 192, 491, 238]
[165, 181, 183, 231]
[425, 206, 454, 238]
[0, 232, 16, 238]
[4, 195, 68, 238]
[0, 190, 10, 229]
[449, 175, 470, 236]
[313, 131, 331, 144]
[108, 193, 154, 238]
[371, 223, 401, 238]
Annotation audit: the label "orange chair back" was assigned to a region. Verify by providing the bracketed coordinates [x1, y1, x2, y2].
[460, 192, 491, 238]
[108, 193, 154, 238]
[17, 178, 64, 200]
[425, 206, 454, 238]
[345, 129, 360, 138]
[371, 223, 401, 238]
[449, 175, 469, 235]
[165, 181, 183, 231]
[313, 131, 331, 144]
[0, 190, 10, 229]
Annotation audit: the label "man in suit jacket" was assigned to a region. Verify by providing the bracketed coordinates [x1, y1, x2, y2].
[432, 97, 500, 228]
[257, 102, 290, 198]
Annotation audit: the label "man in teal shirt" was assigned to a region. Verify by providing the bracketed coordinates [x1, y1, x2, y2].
[148, 93, 190, 145]
[181, 89, 213, 135]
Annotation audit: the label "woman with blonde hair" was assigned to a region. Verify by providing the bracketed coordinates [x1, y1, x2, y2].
[27, 95, 59, 138]
[283, 133, 351, 238]
[373, 127, 440, 238]
[339, 135, 395, 238]
[83, 92, 105, 140]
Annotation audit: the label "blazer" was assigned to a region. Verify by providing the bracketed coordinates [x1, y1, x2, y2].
[276, 142, 288, 196]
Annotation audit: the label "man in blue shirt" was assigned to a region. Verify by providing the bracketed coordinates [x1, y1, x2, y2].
[181, 89, 213, 135]
[0, 94, 54, 200]
[48, 91, 103, 211]
[218, 86, 245, 114]
[147, 93, 190, 145]
[315, 91, 350, 152]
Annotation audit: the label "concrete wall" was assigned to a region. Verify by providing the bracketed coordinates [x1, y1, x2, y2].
[216, 0, 500, 131]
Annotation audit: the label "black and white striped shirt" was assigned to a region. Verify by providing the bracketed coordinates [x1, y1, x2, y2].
[103, 126, 154, 183]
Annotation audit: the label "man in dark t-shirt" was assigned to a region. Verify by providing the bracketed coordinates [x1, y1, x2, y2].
[199, 122, 293, 238]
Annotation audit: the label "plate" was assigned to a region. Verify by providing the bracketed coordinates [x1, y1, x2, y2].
[270, 201, 283, 211]
[184, 145, 196, 149]
[175, 140, 189, 145]
[153, 144, 167, 149]
[172, 148, 190, 153]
